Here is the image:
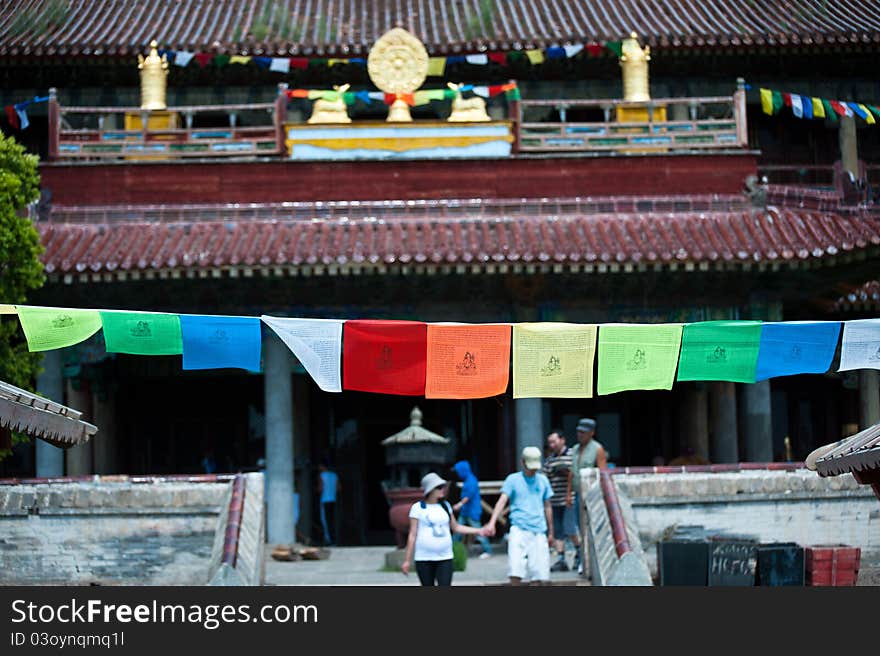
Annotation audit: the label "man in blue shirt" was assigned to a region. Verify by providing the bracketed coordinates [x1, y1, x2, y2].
[486, 446, 554, 585]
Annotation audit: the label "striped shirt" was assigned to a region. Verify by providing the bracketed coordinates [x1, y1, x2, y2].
[542, 447, 573, 507]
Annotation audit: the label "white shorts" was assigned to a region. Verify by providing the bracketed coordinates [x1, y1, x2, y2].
[507, 525, 551, 581]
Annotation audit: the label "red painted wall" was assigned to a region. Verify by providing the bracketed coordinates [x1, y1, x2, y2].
[40, 154, 757, 206]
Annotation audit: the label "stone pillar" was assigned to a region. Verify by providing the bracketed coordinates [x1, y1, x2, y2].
[839, 115, 859, 174]
[515, 398, 543, 459]
[35, 350, 65, 477]
[680, 384, 709, 460]
[65, 380, 93, 476]
[709, 382, 738, 463]
[92, 388, 117, 474]
[859, 370, 880, 430]
[293, 375, 312, 543]
[743, 380, 773, 462]
[264, 331, 295, 545]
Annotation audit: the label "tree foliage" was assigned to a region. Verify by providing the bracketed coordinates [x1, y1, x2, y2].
[0, 133, 45, 455]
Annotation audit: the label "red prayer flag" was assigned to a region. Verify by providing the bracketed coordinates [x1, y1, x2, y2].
[585, 44, 605, 56]
[829, 100, 850, 117]
[488, 52, 506, 65]
[193, 53, 213, 68]
[782, 93, 792, 107]
[4, 105, 19, 129]
[289, 57, 309, 69]
[488, 85, 504, 97]
[384, 93, 397, 105]
[343, 320, 427, 395]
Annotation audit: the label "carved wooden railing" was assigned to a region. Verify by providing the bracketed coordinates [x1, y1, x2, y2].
[48, 86, 288, 161]
[514, 83, 748, 155]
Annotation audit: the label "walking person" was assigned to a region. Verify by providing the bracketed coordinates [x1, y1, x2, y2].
[402, 472, 487, 586]
[566, 418, 607, 577]
[318, 461, 341, 546]
[485, 447, 554, 585]
[452, 460, 492, 559]
[543, 430, 582, 573]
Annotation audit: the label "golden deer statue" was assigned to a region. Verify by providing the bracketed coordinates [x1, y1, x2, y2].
[446, 82, 490, 122]
[308, 84, 352, 124]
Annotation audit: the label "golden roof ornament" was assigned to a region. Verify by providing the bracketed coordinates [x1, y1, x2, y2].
[367, 28, 429, 122]
[138, 39, 168, 110]
[619, 32, 651, 102]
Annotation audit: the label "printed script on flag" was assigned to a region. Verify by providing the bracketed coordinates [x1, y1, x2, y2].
[425, 324, 511, 399]
[99, 311, 183, 355]
[512, 323, 597, 398]
[676, 321, 762, 383]
[755, 321, 840, 381]
[16, 305, 103, 352]
[838, 319, 880, 371]
[597, 324, 683, 395]
[261, 316, 344, 392]
[180, 315, 262, 372]
[343, 320, 427, 395]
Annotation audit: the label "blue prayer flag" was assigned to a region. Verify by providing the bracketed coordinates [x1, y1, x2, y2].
[847, 102, 868, 121]
[180, 315, 262, 372]
[754, 321, 841, 381]
[801, 95, 813, 119]
[446, 55, 466, 65]
[254, 57, 272, 69]
[545, 46, 566, 59]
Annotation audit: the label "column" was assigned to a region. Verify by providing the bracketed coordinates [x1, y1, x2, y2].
[709, 382, 738, 463]
[680, 384, 709, 460]
[515, 398, 543, 459]
[839, 115, 859, 174]
[35, 350, 65, 477]
[264, 330, 295, 545]
[92, 388, 117, 474]
[293, 376, 312, 544]
[743, 380, 773, 462]
[860, 370, 880, 430]
[64, 379, 93, 476]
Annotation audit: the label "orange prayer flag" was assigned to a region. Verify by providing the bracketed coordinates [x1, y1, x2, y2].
[287, 89, 311, 99]
[425, 324, 511, 399]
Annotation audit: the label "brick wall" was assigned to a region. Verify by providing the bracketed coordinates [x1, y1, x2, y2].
[611, 470, 879, 580]
[0, 480, 228, 585]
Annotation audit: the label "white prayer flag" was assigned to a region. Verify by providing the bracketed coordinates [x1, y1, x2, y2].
[838, 319, 880, 371]
[791, 94, 803, 118]
[472, 86, 490, 98]
[270, 57, 290, 73]
[563, 44, 584, 58]
[174, 51, 195, 67]
[261, 317, 345, 392]
[465, 54, 488, 65]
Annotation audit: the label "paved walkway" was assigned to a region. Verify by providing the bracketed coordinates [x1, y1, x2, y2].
[266, 545, 589, 586]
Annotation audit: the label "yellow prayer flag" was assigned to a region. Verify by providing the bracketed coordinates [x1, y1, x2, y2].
[858, 104, 876, 124]
[525, 49, 545, 65]
[427, 57, 446, 76]
[760, 88, 773, 115]
[327, 59, 348, 66]
[229, 56, 251, 65]
[812, 97, 825, 118]
[0, 304, 17, 314]
[307, 90, 324, 100]
[512, 323, 597, 398]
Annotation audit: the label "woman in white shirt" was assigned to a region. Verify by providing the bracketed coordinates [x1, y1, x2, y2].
[402, 472, 486, 586]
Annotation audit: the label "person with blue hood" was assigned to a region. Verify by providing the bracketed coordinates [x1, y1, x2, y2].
[452, 460, 492, 559]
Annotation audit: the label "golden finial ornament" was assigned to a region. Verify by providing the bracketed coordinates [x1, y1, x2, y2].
[367, 28, 429, 122]
[446, 82, 491, 122]
[619, 32, 651, 102]
[308, 84, 353, 124]
[138, 40, 169, 110]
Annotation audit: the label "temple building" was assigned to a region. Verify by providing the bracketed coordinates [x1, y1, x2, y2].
[1, 1, 878, 545]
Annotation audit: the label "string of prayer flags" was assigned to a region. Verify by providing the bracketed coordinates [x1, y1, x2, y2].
[838, 319, 880, 371]
[512, 323, 597, 399]
[597, 324, 683, 395]
[180, 315, 262, 372]
[343, 320, 427, 396]
[754, 321, 841, 381]
[99, 311, 183, 356]
[676, 321, 763, 383]
[425, 324, 511, 399]
[760, 87, 879, 125]
[16, 306, 102, 352]
[261, 317, 344, 392]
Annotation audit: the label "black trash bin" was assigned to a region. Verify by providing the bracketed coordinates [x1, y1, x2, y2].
[658, 527, 709, 586]
[707, 536, 757, 586]
[756, 543, 805, 586]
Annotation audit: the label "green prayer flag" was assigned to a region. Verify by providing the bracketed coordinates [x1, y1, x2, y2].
[505, 87, 521, 101]
[17, 306, 102, 352]
[597, 324, 683, 395]
[320, 91, 340, 102]
[604, 41, 623, 58]
[212, 54, 230, 67]
[868, 105, 880, 120]
[771, 90, 783, 115]
[676, 321, 762, 383]
[443, 88, 457, 100]
[821, 99, 838, 121]
[100, 311, 183, 355]
[506, 51, 525, 62]
[425, 89, 446, 101]
[343, 92, 356, 106]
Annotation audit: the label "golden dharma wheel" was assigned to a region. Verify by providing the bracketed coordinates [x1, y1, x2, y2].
[367, 28, 429, 122]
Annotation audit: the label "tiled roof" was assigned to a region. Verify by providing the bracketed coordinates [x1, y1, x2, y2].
[0, 380, 97, 448]
[835, 280, 880, 312]
[815, 422, 880, 477]
[36, 200, 880, 281]
[2, 0, 880, 57]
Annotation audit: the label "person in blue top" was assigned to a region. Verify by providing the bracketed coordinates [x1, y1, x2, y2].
[485, 446, 554, 585]
[318, 461, 341, 546]
[452, 460, 492, 559]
